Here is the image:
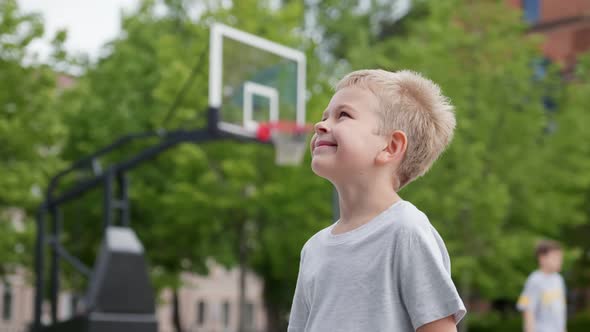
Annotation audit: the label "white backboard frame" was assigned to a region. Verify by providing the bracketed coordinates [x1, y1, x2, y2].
[208, 23, 306, 137]
[243, 81, 279, 131]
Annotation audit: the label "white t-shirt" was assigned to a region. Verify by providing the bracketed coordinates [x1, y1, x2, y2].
[288, 200, 466, 332]
[517, 270, 566, 332]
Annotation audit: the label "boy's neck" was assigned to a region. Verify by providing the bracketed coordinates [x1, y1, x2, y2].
[539, 267, 555, 274]
[334, 180, 401, 234]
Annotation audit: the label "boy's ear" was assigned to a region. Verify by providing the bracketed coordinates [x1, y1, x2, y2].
[376, 130, 407, 165]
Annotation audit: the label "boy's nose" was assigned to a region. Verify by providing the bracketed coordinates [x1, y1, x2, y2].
[314, 121, 330, 134]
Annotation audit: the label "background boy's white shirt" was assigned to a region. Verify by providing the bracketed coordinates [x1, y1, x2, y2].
[517, 271, 567, 332]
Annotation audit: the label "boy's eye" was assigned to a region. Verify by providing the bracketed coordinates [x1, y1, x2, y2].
[339, 111, 351, 118]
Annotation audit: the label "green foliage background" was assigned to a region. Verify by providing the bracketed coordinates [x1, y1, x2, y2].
[2, 0, 590, 329]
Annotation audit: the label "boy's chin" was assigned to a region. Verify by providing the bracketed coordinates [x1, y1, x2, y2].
[311, 160, 337, 179]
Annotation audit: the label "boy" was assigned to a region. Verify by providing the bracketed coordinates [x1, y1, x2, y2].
[517, 240, 567, 332]
[288, 69, 466, 332]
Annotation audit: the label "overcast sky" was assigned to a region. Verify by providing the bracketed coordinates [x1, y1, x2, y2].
[18, 0, 140, 60]
[18, 0, 411, 61]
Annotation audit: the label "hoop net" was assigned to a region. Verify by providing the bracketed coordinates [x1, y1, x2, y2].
[256, 121, 313, 166]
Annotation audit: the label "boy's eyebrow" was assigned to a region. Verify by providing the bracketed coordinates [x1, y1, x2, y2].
[336, 104, 357, 113]
[322, 104, 357, 118]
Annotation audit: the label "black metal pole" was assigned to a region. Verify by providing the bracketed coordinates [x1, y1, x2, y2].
[208, 107, 220, 136]
[118, 173, 130, 227]
[104, 169, 114, 230]
[33, 207, 46, 331]
[54, 244, 92, 278]
[45, 132, 162, 205]
[47, 130, 215, 208]
[50, 206, 61, 323]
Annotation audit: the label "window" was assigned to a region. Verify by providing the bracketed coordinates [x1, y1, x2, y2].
[532, 57, 549, 80]
[222, 301, 230, 327]
[245, 302, 255, 329]
[197, 300, 206, 325]
[2, 283, 12, 321]
[522, 0, 540, 24]
[70, 294, 79, 317]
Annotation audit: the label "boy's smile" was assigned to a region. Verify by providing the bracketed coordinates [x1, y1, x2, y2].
[312, 139, 337, 154]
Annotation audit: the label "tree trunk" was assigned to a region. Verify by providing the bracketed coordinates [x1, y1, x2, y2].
[261, 275, 291, 332]
[458, 271, 472, 332]
[172, 287, 183, 332]
[264, 294, 283, 332]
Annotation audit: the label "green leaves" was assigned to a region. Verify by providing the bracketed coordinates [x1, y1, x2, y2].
[0, 0, 68, 273]
[5, 0, 590, 325]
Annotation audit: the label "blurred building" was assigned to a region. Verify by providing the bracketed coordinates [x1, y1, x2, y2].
[0, 269, 33, 332]
[158, 264, 267, 332]
[507, 0, 590, 73]
[0, 263, 266, 332]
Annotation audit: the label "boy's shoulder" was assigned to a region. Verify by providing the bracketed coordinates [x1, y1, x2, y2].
[300, 222, 333, 253]
[526, 271, 564, 286]
[526, 270, 543, 284]
[389, 200, 433, 234]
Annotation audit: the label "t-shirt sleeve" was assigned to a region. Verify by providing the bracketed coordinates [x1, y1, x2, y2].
[398, 228, 466, 330]
[287, 247, 309, 332]
[517, 274, 540, 312]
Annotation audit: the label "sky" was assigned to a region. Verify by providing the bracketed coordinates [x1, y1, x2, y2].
[18, 0, 140, 60]
[18, 0, 411, 61]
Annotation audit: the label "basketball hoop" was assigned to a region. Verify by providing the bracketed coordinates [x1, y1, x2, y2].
[256, 121, 313, 166]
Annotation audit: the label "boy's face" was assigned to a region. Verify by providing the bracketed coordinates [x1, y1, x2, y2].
[539, 250, 563, 273]
[310, 87, 389, 181]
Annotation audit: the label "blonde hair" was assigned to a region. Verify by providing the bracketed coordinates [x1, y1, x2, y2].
[336, 69, 456, 189]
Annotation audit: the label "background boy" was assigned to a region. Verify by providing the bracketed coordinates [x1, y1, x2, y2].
[288, 69, 466, 332]
[517, 240, 567, 332]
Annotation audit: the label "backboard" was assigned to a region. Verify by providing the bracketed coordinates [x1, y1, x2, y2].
[208, 23, 306, 139]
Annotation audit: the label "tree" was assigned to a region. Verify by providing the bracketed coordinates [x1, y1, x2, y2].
[548, 54, 590, 311]
[0, 0, 67, 276]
